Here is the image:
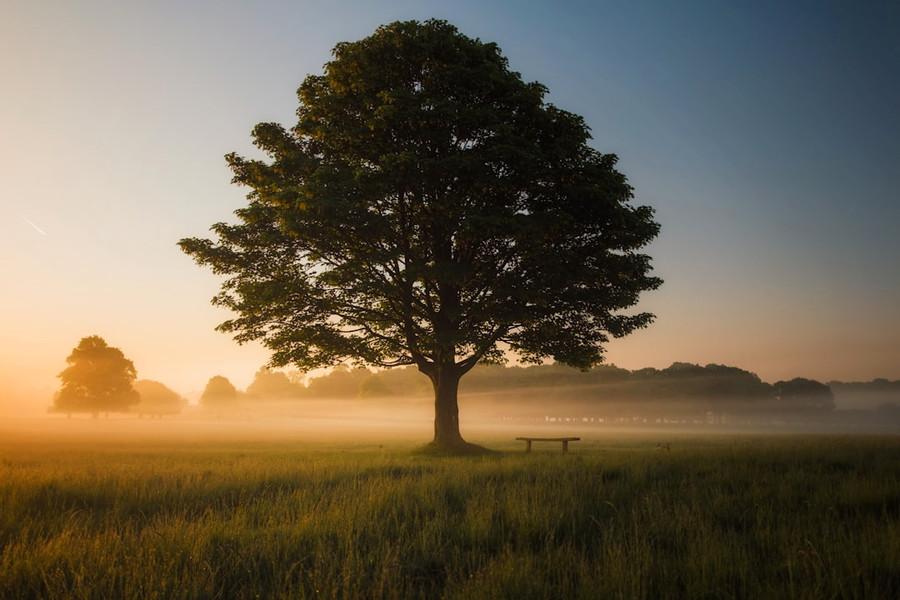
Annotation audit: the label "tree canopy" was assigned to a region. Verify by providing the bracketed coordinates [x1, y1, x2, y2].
[200, 375, 239, 407]
[246, 367, 306, 399]
[54, 336, 139, 415]
[773, 378, 835, 412]
[180, 20, 661, 449]
[133, 379, 187, 416]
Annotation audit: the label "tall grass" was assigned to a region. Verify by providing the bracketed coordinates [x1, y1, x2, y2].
[1, 435, 898, 598]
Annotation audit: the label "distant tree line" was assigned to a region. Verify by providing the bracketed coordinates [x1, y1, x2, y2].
[235, 361, 854, 416]
[52, 335, 897, 419]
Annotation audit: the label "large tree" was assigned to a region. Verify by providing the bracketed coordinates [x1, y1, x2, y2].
[54, 336, 139, 417]
[180, 20, 661, 451]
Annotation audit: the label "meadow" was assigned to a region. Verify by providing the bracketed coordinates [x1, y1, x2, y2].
[1, 425, 899, 599]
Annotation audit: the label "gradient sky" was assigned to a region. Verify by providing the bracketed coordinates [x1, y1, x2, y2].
[2, 0, 899, 410]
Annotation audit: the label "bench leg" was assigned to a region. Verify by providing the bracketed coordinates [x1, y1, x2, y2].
[526, 440, 532, 453]
[562, 440, 569, 453]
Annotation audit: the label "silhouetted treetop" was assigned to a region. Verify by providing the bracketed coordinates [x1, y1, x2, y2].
[247, 368, 304, 399]
[54, 335, 139, 415]
[774, 378, 835, 412]
[134, 379, 186, 415]
[200, 375, 239, 406]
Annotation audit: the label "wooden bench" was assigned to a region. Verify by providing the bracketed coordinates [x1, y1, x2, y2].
[516, 437, 580, 453]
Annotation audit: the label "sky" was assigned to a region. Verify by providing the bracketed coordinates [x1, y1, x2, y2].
[1, 0, 899, 410]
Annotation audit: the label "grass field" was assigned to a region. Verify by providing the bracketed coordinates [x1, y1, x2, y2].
[1, 429, 899, 599]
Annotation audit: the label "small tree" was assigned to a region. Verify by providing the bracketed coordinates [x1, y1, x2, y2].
[54, 336, 139, 417]
[133, 379, 187, 417]
[200, 375, 239, 407]
[774, 378, 835, 413]
[180, 20, 661, 451]
[247, 368, 304, 399]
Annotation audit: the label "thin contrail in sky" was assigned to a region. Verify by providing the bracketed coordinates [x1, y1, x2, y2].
[22, 216, 47, 236]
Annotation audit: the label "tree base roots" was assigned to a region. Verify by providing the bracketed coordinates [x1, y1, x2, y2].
[415, 439, 497, 456]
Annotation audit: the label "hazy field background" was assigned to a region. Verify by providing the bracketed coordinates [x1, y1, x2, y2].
[1, 419, 898, 599]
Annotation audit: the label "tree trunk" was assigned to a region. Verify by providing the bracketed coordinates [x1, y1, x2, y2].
[431, 368, 464, 447]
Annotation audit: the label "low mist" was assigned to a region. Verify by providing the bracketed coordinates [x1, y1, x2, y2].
[6, 362, 899, 444]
